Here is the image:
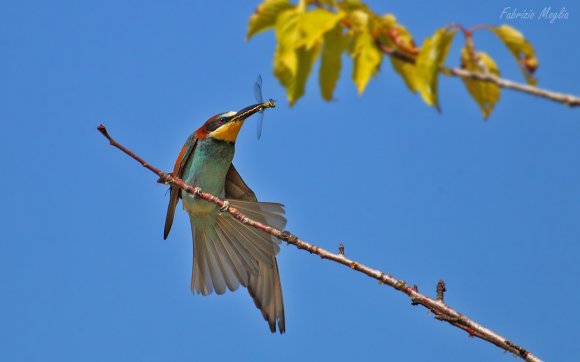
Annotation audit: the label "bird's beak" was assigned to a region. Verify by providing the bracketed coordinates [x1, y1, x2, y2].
[232, 99, 276, 122]
[207, 100, 276, 143]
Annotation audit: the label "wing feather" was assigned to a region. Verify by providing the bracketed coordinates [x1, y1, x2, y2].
[164, 134, 198, 239]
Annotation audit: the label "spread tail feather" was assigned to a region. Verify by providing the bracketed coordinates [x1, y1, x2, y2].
[248, 258, 285, 333]
[189, 200, 286, 333]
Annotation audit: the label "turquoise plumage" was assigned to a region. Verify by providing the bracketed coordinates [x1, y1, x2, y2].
[164, 103, 286, 333]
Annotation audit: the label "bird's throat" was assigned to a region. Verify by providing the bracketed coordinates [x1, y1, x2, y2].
[208, 121, 244, 143]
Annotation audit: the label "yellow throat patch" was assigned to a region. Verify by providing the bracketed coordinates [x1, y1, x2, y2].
[208, 120, 244, 143]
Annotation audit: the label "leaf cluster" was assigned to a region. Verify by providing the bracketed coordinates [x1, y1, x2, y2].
[247, 0, 539, 118]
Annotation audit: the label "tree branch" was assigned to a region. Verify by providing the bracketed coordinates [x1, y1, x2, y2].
[375, 42, 580, 107]
[97, 124, 543, 362]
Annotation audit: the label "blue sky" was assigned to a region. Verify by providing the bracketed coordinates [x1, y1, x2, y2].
[1, 1, 578, 361]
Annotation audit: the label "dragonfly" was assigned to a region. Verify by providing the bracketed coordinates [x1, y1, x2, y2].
[253, 75, 275, 139]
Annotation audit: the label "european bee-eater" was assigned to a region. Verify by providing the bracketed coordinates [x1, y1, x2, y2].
[163, 100, 286, 333]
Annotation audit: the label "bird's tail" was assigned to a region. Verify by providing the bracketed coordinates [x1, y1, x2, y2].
[190, 200, 286, 333]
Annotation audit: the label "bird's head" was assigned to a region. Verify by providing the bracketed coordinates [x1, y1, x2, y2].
[195, 100, 275, 143]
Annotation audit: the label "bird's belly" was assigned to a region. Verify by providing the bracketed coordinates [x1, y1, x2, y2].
[183, 196, 218, 217]
[182, 177, 224, 219]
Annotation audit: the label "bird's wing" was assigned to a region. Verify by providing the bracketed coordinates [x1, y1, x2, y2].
[164, 133, 198, 239]
[225, 163, 258, 201]
[221, 164, 287, 333]
[227, 199, 286, 333]
[191, 200, 287, 333]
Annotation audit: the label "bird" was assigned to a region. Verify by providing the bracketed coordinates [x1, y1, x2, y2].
[163, 99, 286, 333]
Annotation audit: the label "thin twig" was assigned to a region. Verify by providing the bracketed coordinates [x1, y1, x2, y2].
[375, 42, 580, 107]
[436, 279, 446, 302]
[322, 0, 580, 108]
[446, 67, 580, 106]
[97, 124, 543, 362]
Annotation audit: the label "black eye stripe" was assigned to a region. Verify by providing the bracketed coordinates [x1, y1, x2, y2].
[206, 117, 228, 132]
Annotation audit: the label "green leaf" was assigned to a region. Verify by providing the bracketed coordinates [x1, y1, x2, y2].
[301, 9, 344, 49]
[337, 0, 368, 12]
[319, 24, 349, 100]
[246, 0, 294, 40]
[270, 6, 348, 105]
[287, 45, 321, 105]
[315, 0, 337, 6]
[390, 59, 418, 93]
[460, 48, 501, 119]
[415, 28, 456, 109]
[381, 13, 396, 27]
[273, 9, 301, 88]
[491, 24, 538, 85]
[273, 43, 296, 89]
[350, 30, 382, 94]
[346, 9, 369, 32]
[273, 7, 322, 105]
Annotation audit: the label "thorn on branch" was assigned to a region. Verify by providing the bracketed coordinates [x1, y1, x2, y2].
[436, 279, 447, 302]
[505, 340, 529, 358]
[410, 285, 421, 305]
[156, 172, 171, 184]
[280, 230, 298, 245]
[219, 200, 230, 212]
[338, 243, 344, 256]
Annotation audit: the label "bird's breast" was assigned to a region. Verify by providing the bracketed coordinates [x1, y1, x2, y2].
[181, 138, 235, 217]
